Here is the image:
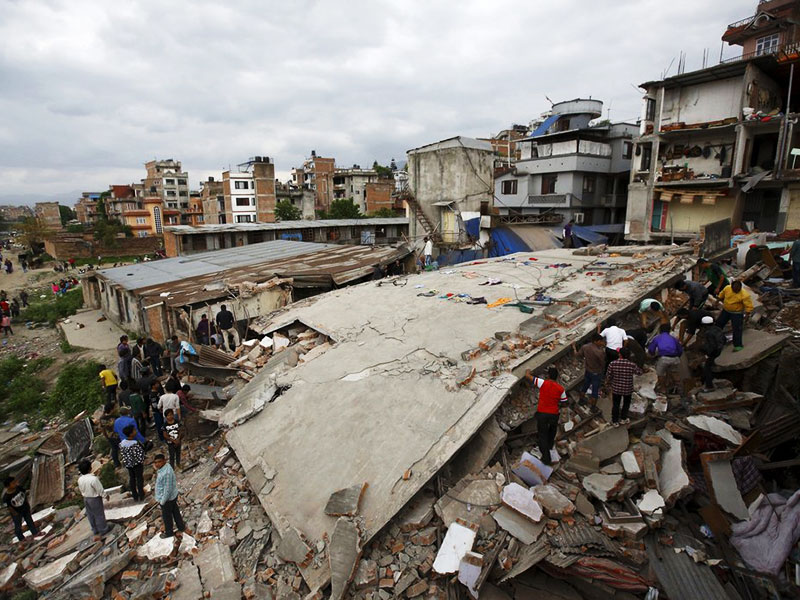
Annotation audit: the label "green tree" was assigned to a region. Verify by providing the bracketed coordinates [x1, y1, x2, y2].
[274, 200, 302, 221]
[325, 198, 362, 219]
[367, 208, 397, 218]
[372, 161, 394, 179]
[95, 197, 108, 222]
[58, 204, 76, 225]
[94, 219, 131, 247]
[19, 217, 51, 250]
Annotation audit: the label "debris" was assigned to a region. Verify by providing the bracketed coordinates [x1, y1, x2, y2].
[582, 473, 625, 502]
[576, 425, 629, 462]
[687, 415, 743, 445]
[324, 482, 368, 517]
[457, 551, 483, 598]
[23, 549, 80, 592]
[432, 521, 477, 574]
[328, 517, 362, 600]
[637, 489, 666, 516]
[532, 484, 575, 518]
[512, 451, 553, 486]
[657, 429, 692, 506]
[136, 533, 176, 561]
[492, 506, 546, 544]
[501, 482, 544, 522]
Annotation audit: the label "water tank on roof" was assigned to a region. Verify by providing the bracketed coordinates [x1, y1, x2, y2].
[551, 99, 603, 118]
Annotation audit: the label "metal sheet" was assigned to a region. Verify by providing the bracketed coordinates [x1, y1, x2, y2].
[30, 454, 65, 508]
[165, 217, 408, 235]
[645, 535, 730, 600]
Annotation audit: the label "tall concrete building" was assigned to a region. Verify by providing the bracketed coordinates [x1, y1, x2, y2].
[143, 159, 192, 224]
[292, 151, 336, 213]
[221, 156, 277, 224]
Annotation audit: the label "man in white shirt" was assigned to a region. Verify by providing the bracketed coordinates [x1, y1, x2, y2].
[423, 237, 433, 267]
[77, 459, 109, 539]
[598, 318, 629, 374]
[158, 391, 181, 421]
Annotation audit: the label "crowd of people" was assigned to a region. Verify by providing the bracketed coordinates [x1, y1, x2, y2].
[530, 257, 753, 464]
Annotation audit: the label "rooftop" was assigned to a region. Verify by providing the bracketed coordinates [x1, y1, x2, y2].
[407, 136, 494, 154]
[165, 218, 408, 236]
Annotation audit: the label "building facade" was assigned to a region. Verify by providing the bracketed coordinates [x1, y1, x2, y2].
[625, 2, 800, 241]
[200, 177, 226, 224]
[142, 159, 192, 224]
[406, 136, 494, 245]
[220, 156, 277, 224]
[275, 183, 316, 220]
[494, 99, 636, 227]
[292, 151, 336, 213]
[74, 193, 102, 225]
[35, 202, 63, 230]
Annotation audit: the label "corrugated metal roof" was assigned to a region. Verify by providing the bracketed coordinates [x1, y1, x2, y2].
[499, 538, 551, 582]
[133, 244, 412, 306]
[30, 454, 65, 508]
[95, 239, 335, 291]
[645, 535, 730, 600]
[165, 218, 408, 235]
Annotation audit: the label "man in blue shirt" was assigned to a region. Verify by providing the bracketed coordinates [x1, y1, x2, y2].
[154, 454, 186, 538]
[648, 324, 683, 394]
[113, 407, 145, 445]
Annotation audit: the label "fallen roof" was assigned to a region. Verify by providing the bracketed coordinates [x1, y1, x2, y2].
[133, 244, 412, 306]
[224, 246, 693, 591]
[93, 239, 336, 291]
[164, 218, 409, 235]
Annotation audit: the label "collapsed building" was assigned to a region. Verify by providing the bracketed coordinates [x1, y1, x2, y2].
[80, 239, 412, 341]
[4, 243, 800, 599]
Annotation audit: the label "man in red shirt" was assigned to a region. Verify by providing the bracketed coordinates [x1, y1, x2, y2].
[525, 366, 567, 466]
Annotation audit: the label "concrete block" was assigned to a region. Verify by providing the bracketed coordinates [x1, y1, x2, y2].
[621, 451, 642, 478]
[457, 552, 483, 599]
[512, 452, 553, 486]
[576, 426, 629, 462]
[582, 473, 625, 502]
[501, 483, 543, 522]
[324, 482, 368, 517]
[329, 517, 362, 600]
[172, 562, 203, 600]
[657, 429, 692, 506]
[195, 542, 237, 594]
[353, 559, 378, 590]
[276, 526, 314, 567]
[432, 522, 476, 575]
[0, 562, 19, 592]
[24, 550, 79, 591]
[397, 490, 436, 532]
[492, 506, 546, 544]
[136, 533, 176, 561]
[637, 489, 666, 516]
[687, 415, 743, 446]
[532, 484, 575, 518]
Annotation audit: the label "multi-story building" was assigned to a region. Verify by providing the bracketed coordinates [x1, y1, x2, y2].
[406, 136, 495, 245]
[200, 177, 225, 224]
[142, 159, 191, 223]
[0, 205, 33, 222]
[494, 99, 637, 226]
[220, 156, 277, 224]
[480, 124, 530, 164]
[275, 183, 315, 220]
[625, 0, 800, 240]
[186, 191, 205, 227]
[332, 166, 381, 212]
[35, 202, 63, 230]
[364, 181, 396, 214]
[292, 151, 336, 213]
[74, 193, 103, 225]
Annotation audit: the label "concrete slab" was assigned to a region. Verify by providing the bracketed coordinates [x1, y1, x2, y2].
[105, 501, 148, 522]
[59, 309, 128, 350]
[226, 247, 693, 589]
[24, 550, 80, 591]
[703, 453, 750, 521]
[433, 522, 477, 574]
[687, 415, 743, 446]
[532, 484, 575, 518]
[512, 452, 553, 486]
[195, 542, 237, 596]
[137, 532, 176, 561]
[328, 517, 362, 600]
[657, 429, 692, 506]
[714, 329, 789, 371]
[324, 482, 368, 517]
[492, 506, 546, 544]
[458, 551, 483, 598]
[46, 516, 93, 559]
[448, 416, 507, 481]
[576, 426, 629, 462]
[582, 473, 625, 502]
[501, 483, 544, 522]
[436, 478, 500, 527]
[172, 562, 203, 600]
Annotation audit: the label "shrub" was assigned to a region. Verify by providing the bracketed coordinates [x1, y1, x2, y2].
[45, 360, 105, 419]
[22, 288, 84, 325]
[99, 461, 120, 488]
[0, 356, 54, 420]
[93, 435, 110, 456]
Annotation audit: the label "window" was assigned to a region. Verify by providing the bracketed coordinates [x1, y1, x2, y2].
[640, 144, 653, 171]
[236, 215, 253, 223]
[235, 198, 251, 207]
[166, 190, 176, 197]
[645, 97, 656, 122]
[153, 206, 162, 233]
[541, 175, 557, 194]
[756, 33, 780, 56]
[136, 217, 147, 224]
[198, 215, 204, 222]
[178, 179, 187, 185]
[501, 180, 518, 195]
[179, 190, 188, 196]
[165, 178, 175, 185]
[137, 231, 148, 238]
[582, 176, 596, 193]
[623, 141, 633, 159]
[235, 180, 251, 189]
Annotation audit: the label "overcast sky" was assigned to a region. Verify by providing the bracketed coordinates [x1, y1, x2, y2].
[0, 0, 755, 202]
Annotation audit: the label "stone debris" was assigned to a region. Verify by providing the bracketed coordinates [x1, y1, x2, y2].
[324, 482, 368, 517]
[582, 473, 625, 502]
[24, 549, 80, 592]
[328, 517, 362, 600]
[432, 521, 477, 574]
[136, 533, 175, 561]
[457, 551, 483, 598]
[532, 484, 575, 518]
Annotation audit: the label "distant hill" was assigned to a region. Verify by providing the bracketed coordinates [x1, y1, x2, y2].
[0, 191, 81, 207]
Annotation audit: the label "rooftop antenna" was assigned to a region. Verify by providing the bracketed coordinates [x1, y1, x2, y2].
[606, 99, 613, 121]
[545, 95, 554, 106]
[661, 57, 676, 79]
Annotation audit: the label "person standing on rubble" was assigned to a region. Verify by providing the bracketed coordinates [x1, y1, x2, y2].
[120, 425, 145, 502]
[98, 364, 118, 408]
[605, 347, 642, 426]
[647, 324, 684, 393]
[674, 279, 709, 309]
[790, 238, 800, 288]
[3, 476, 40, 544]
[716, 280, 754, 352]
[562, 220, 575, 248]
[697, 257, 729, 296]
[575, 334, 606, 408]
[77, 459, 110, 540]
[524, 366, 567, 466]
[598, 318, 628, 374]
[215, 304, 239, 351]
[163, 409, 183, 468]
[638, 298, 669, 330]
[144, 338, 164, 376]
[700, 316, 726, 392]
[196, 314, 212, 345]
[154, 453, 187, 538]
[166, 335, 181, 372]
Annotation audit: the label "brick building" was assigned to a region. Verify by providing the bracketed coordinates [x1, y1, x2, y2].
[35, 202, 63, 230]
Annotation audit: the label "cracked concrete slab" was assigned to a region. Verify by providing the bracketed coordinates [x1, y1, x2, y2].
[325, 482, 368, 517]
[226, 248, 694, 590]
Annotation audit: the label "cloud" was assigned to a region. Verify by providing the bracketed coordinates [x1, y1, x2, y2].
[0, 0, 755, 199]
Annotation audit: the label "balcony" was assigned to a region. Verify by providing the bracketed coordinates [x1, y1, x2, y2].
[526, 193, 576, 206]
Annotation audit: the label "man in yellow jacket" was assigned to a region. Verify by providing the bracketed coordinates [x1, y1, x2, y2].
[715, 280, 753, 352]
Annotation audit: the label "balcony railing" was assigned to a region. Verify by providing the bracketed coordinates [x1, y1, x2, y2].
[527, 193, 575, 206]
[721, 41, 800, 64]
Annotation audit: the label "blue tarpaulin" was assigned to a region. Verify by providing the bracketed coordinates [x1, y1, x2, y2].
[437, 249, 485, 266]
[572, 225, 608, 245]
[489, 227, 530, 257]
[527, 115, 561, 139]
[464, 217, 480, 239]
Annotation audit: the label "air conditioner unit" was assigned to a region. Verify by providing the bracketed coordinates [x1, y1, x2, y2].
[574, 213, 585, 224]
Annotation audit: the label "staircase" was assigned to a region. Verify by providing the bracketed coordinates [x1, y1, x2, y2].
[402, 193, 442, 243]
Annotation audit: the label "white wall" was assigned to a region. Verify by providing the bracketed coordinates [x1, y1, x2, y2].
[661, 78, 743, 125]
